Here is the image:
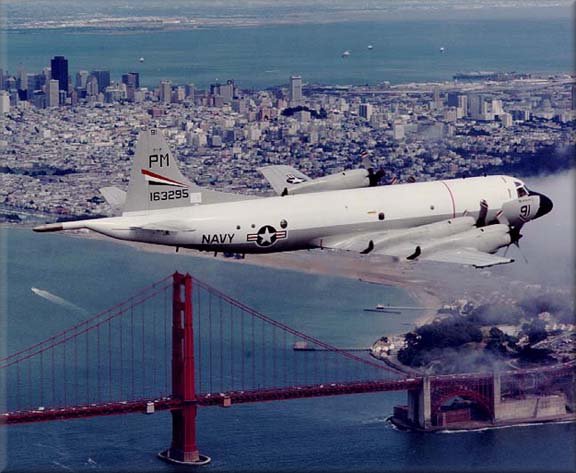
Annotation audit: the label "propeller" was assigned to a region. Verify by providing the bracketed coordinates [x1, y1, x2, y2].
[367, 167, 385, 186]
[476, 199, 488, 227]
[361, 152, 385, 187]
[503, 226, 528, 262]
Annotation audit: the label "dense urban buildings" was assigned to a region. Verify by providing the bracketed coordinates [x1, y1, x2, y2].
[0, 57, 574, 219]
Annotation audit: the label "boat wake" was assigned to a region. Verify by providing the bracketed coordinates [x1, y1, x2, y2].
[437, 419, 575, 434]
[31, 287, 87, 314]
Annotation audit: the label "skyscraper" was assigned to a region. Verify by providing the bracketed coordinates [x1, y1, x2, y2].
[122, 72, 140, 89]
[91, 70, 111, 93]
[359, 103, 373, 120]
[289, 76, 303, 106]
[122, 72, 140, 102]
[47, 79, 60, 107]
[159, 80, 172, 103]
[86, 76, 99, 97]
[0, 91, 10, 114]
[76, 70, 89, 89]
[51, 56, 69, 92]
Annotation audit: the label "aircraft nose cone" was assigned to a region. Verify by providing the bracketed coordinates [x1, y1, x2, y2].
[533, 191, 553, 219]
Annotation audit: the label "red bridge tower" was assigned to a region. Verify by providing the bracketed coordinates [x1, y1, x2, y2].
[158, 273, 211, 466]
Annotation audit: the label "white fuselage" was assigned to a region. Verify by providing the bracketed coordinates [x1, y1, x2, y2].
[77, 175, 528, 254]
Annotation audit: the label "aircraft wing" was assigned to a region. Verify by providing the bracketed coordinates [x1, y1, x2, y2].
[315, 217, 514, 268]
[420, 248, 513, 268]
[258, 165, 310, 195]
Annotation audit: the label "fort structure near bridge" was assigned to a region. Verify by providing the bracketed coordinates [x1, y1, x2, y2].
[393, 367, 575, 431]
[1, 272, 574, 465]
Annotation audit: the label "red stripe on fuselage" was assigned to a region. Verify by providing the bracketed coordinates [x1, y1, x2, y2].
[441, 181, 456, 218]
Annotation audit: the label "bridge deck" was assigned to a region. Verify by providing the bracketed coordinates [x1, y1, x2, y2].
[1, 378, 421, 424]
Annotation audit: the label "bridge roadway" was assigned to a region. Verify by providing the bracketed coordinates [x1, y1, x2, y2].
[1, 378, 422, 425]
[3, 363, 573, 425]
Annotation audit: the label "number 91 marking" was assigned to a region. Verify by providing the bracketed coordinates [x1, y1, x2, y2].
[520, 204, 531, 218]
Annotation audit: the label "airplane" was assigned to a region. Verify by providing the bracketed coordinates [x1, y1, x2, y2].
[34, 128, 553, 268]
[258, 154, 385, 196]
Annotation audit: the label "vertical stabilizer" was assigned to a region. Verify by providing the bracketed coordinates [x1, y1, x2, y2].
[123, 129, 253, 214]
[124, 129, 197, 213]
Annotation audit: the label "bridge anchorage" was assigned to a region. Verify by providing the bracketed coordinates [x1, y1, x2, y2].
[1, 272, 574, 465]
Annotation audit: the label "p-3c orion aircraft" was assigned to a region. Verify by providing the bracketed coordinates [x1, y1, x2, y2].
[34, 129, 553, 268]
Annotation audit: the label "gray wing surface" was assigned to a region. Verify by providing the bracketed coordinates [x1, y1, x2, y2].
[315, 217, 514, 268]
[258, 165, 310, 195]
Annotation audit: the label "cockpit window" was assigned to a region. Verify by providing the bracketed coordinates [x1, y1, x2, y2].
[514, 181, 528, 198]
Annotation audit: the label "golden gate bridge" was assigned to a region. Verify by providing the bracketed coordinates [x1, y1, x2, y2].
[1, 273, 574, 466]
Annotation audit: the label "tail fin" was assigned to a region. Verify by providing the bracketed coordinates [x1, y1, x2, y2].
[123, 129, 253, 214]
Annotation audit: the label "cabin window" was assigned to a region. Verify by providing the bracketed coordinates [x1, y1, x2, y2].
[236, 225, 241, 230]
[280, 219, 288, 229]
[251, 224, 256, 228]
[378, 212, 385, 221]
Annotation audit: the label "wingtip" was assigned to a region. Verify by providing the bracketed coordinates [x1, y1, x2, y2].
[33, 223, 64, 233]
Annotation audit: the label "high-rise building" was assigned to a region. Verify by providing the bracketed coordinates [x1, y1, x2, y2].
[26, 73, 45, 94]
[51, 56, 69, 92]
[17, 69, 27, 90]
[47, 79, 60, 107]
[432, 86, 442, 107]
[76, 70, 89, 89]
[122, 72, 140, 102]
[122, 72, 140, 89]
[91, 70, 110, 93]
[159, 80, 172, 103]
[30, 91, 46, 109]
[467, 94, 488, 119]
[457, 95, 467, 112]
[5, 77, 16, 90]
[0, 91, 10, 113]
[86, 76, 99, 96]
[185, 83, 195, 100]
[219, 80, 235, 103]
[289, 75, 303, 106]
[359, 103, 373, 120]
[491, 99, 504, 116]
[446, 91, 460, 107]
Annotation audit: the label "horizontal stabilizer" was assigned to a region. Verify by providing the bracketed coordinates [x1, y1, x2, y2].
[258, 165, 310, 195]
[33, 223, 64, 233]
[100, 186, 127, 213]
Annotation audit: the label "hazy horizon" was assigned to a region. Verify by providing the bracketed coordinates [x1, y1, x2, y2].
[2, 0, 573, 30]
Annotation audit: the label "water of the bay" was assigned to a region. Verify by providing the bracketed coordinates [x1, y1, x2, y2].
[4, 18, 573, 89]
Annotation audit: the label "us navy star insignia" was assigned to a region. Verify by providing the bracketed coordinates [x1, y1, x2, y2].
[247, 225, 287, 247]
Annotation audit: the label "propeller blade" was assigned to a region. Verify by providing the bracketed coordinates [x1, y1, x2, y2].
[476, 199, 488, 227]
[495, 209, 509, 226]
